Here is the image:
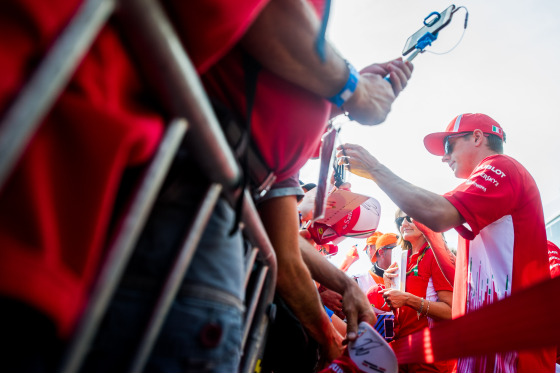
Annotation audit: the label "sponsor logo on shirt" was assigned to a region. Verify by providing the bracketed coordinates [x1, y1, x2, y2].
[467, 162, 508, 192]
[465, 179, 487, 192]
[478, 172, 499, 187]
[475, 164, 507, 178]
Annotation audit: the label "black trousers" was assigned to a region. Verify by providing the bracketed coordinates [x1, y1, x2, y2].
[261, 295, 319, 373]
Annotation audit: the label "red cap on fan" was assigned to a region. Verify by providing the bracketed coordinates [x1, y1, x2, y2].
[549, 240, 560, 278]
[307, 222, 340, 245]
[367, 283, 391, 312]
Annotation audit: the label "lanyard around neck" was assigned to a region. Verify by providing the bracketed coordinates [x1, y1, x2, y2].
[406, 242, 429, 276]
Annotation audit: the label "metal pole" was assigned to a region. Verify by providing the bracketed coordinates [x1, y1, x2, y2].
[0, 0, 116, 191]
[60, 119, 188, 372]
[129, 184, 222, 372]
[118, 0, 240, 188]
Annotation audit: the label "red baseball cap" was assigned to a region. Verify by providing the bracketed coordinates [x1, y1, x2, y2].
[367, 283, 391, 312]
[423, 113, 505, 156]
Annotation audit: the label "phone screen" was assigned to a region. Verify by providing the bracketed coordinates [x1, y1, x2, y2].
[402, 4, 455, 56]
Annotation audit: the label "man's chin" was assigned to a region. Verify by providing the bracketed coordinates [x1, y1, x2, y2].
[454, 169, 470, 179]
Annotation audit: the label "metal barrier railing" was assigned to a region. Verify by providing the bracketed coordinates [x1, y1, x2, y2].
[0, 0, 116, 192]
[118, 0, 240, 189]
[61, 118, 188, 372]
[129, 183, 223, 372]
[0, 0, 278, 371]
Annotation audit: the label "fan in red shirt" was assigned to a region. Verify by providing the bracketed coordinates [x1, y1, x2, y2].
[381, 209, 455, 373]
[0, 0, 415, 371]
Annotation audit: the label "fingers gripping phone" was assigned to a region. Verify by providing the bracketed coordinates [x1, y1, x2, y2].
[402, 4, 456, 56]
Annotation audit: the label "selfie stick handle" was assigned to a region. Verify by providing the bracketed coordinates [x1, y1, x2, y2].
[384, 50, 418, 83]
[383, 51, 418, 83]
[384, 31, 436, 82]
[405, 49, 421, 62]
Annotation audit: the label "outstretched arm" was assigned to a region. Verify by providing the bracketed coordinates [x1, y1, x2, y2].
[258, 196, 343, 362]
[300, 236, 376, 341]
[337, 143, 464, 232]
[383, 289, 452, 320]
[338, 245, 359, 272]
[240, 0, 413, 126]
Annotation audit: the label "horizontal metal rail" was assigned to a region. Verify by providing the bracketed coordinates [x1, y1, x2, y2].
[118, 2, 278, 368]
[244, 247, 260, 288]
[238, 190, 278, 372]
[242, 265, 269, 351]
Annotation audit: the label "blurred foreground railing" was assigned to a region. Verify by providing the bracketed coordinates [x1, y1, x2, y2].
[0, 0, 277, 372]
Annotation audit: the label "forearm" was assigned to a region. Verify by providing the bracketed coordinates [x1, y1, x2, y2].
[338, 256, 356, 272]
[258, 196, 338, 348]
[300, 237, 356, 295]
[277, 253, 337, 344]
[241, 0, 398, 126]
[368, 162, 463, 232]
[300, 238, 376, 331]
[337, 245, 358, 272]
[404, 293, 452, 321]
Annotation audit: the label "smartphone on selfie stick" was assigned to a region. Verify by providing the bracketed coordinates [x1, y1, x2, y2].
[385, 4, 464, 81]
[403, 4, 457, 60]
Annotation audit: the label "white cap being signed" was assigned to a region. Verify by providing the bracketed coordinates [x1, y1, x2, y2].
[348, 322, 398, 373]
[323, 322, 398, 373]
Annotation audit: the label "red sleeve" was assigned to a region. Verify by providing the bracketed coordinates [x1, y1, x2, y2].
[429, 250, 454, 292]
[163, 0, 270, 74]
[444, 155, 519, 238]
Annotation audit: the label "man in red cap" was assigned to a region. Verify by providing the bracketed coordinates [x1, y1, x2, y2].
[337, 113, 554, 372]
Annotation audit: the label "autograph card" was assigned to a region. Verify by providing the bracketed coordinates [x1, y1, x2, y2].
[390, 247, 408, 292]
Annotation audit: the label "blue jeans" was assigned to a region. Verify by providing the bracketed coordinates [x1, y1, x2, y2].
[85, 286, 243, 372]
[148, 295, 243, 372]
[84, 160, 245, 372]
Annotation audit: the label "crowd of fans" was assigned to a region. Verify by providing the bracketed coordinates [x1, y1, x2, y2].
[0, 0, 557, 372]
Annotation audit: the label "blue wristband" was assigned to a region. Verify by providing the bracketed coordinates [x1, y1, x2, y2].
[327, 61, 359, 108]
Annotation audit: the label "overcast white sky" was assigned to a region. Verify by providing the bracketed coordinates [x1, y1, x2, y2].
[300, 0, 560, 270]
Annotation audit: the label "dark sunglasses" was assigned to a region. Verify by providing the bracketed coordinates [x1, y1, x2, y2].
[444, 132, 490, 155]
[379, 245, 396, 251]
[443, 132, 472, 155]
[395, 216, 412, 228]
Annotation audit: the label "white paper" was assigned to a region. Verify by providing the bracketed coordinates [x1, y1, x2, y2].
[390, 246, 408, 292]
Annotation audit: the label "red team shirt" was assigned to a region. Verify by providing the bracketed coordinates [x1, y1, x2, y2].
[396, 246, 455, 372]
[0, 0, 331, 338]
[396, 245, 453, 339]
[444, 154, 554, 372]
[0, 0, 269, 337]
